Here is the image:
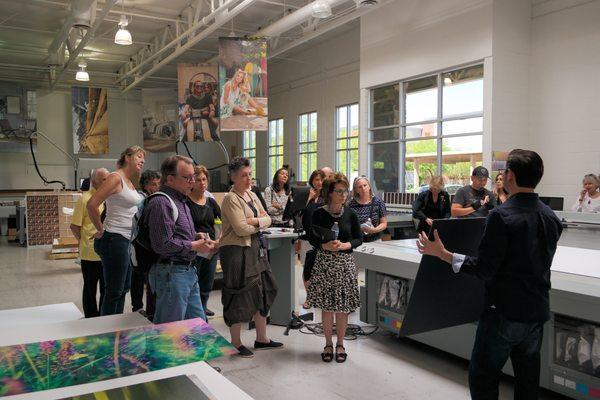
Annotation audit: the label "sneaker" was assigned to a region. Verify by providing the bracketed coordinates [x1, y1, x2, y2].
[205, 308, 215, 317]
[254, 339, 284, 350]
[237, 345, 254, 358]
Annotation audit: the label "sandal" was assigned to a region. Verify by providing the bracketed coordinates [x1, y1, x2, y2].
[335, 344, 347, 363]
[321, 345, 334, 362]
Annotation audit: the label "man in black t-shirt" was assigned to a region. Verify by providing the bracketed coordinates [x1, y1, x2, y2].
[452, 166, 496, 218]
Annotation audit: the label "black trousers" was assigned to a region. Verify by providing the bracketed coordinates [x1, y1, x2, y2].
[81, 260, 105, 318]
[469, 309, 544, 400]
[130, 266, 145, 312]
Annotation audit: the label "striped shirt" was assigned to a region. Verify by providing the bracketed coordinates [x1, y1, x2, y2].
[145, 185, 196, 263]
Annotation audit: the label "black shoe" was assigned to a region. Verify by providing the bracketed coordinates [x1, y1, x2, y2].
[254, 339, 284, 350]
[205, 308, 215, 317]
[237, 345, 254, 358]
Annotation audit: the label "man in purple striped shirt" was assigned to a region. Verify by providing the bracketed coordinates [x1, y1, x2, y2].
[146, 155, 214, 324]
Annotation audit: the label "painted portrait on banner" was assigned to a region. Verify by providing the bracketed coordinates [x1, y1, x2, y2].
[218, 37, 268, 131]
[177, 64, 220, 142]
[72, 87, 108, 154]
[142, 88, 178, 152]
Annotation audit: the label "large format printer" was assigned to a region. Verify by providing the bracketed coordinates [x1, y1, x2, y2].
[355, 211, 600, 399]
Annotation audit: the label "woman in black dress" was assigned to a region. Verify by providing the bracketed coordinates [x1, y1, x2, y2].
[412, 176, 451, 233]
[188, 165, 221, 319]
[307, 172, 362, 363]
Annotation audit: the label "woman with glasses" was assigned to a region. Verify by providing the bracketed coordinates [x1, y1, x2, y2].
[87, 145, 145, 315]
[572, 173, 600, 213]
[349, 176, 387, 242]
[307, 172, 362, 363]
[188, 165, 222, 319]
[263, 167, 291, 227]
[219, 157, 282, 358]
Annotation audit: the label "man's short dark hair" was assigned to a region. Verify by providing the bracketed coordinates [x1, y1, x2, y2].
[506, 149, 544, 189]
[140, 169, 161, 188]
[228, 156, 250, 175]
[160, 155, 193, 184]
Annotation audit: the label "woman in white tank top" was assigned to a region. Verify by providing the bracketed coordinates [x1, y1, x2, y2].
[88, 146, 145, 316]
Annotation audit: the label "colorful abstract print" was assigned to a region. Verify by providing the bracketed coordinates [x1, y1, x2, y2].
[0, 318, 235, 396]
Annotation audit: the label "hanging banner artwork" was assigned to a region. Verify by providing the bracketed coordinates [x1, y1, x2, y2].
[218, 37, 268, 131]
[72, 87, 109, 154]
[177, 64, 220, 142]
[142, 88, 178, 152]
[0, 318, 235, 396]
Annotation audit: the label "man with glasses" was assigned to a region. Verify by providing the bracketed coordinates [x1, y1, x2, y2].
[144, 155, 215, 324]
[417, 149, 563, 399]
[451, 166, 497, 218]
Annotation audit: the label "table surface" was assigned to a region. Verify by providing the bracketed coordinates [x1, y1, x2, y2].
[0, 312, 253, 400]
[0, 302, 83, 331]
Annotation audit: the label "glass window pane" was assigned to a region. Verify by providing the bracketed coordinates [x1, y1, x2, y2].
[442, 135, 483, 156]
[349, 137, 358, 149]
[405, 123, 438, 139]
[442, 117, 483, 136]
[299, 143, 308, 153]
[404, 138, 438, 193]
[405, 76, 437, 123]
[350, 149, 359, 183]
[338, 139, 347, 150]
[443, 65, 483, 117]
[442, 136, 483, 190]
[370, 143, 399, 192]
[337, 151, 348, 176]
[371, 85, 399, 127]
[337, 106, 348, 138]
[369, 128, 399, 142]
[310, 112, 317, 141]
[300, 115, 308, 142]
[309, 142, 317, 152]
[299, 154, 308, 181]
[350, 104, 359, 137]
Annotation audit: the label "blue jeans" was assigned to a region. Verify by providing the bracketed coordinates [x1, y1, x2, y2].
[195, 254, 218, 317]
[94, 231, 131, 316]
[149, 263, 206, 324]
[469, 309, 544, 400]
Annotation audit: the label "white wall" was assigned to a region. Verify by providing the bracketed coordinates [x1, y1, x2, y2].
[265, 26, 360, 185]
[0, 88, 143, 190]
[529, 0, 600, 207]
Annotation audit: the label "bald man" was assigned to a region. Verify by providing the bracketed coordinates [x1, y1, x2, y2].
[71, 168, 109, 318]
[320, 166, 334, 179]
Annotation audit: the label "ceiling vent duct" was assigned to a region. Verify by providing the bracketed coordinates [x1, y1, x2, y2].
[356, 0, 378, 6]
[71, 0, 97, 30]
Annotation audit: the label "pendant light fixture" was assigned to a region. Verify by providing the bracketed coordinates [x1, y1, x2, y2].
[75, 59, 89, 82]
[114, 1, 132, 45]
[311, 0, 332, 19]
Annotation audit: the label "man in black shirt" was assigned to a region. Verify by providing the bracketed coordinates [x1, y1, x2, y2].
[417, 149, 563, 400]
[452, 166, 497, 218]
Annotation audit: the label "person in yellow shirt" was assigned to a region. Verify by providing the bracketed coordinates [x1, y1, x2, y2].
[70, 168, 110, 318]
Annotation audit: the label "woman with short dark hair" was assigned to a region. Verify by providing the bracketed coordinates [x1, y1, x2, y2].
[219, 157, 282, 358]
[307, 172, 362, 363]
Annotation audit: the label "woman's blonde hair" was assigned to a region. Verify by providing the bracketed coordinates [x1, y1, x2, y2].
[428, 176, 445, 192]
[117, 145, 146, 168]
[352, 176, 374, 200]
[583, 173, 600, 188]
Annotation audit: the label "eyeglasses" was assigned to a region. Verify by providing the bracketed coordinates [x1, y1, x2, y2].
[170, 174, 195, 183]
[333, 189, 349, 196]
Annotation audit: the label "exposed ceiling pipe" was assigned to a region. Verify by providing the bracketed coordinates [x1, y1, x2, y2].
[121, 0, 257, 92]
[50, 0, 118, 90]
[117, 0, 240, 82]
[204, 0, 350, 63]
[48, 0, 96, 55]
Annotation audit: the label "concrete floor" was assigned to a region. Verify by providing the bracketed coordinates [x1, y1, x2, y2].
[0, 238, 569, 400]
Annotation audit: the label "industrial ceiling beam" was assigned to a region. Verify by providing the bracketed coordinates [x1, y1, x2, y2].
[49, 0, 118, 90]
[121, 0, 257, 92]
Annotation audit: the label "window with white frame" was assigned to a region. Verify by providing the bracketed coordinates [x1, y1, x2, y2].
[368, 64, 484, 194]
[298, 111, 317, 182]
[242, 130, 256, 174]
[268, 119, 284, 179]
[336, 104, 359, 182]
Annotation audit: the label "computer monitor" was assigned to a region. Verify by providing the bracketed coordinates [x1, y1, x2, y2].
[539, 196, 564, 211]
